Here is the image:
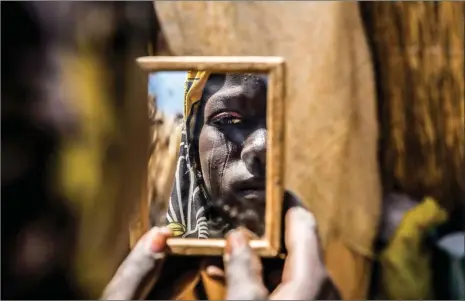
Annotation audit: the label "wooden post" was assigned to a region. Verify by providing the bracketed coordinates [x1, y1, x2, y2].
[360, 2, 465, 212]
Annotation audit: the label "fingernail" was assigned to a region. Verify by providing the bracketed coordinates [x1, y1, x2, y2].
[160, 227, 173, 236]
[205, 265, 225, 279]
[150, 230, 167, 253]
[236, 226, 257, 240]
[226, 230, 246, 255]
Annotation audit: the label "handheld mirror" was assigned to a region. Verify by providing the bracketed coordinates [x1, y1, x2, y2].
[131, 56, 285, 257]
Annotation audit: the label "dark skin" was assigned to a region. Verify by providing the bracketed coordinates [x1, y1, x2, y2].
[198, 73, 267, 237]
[104, 192, 341, 300]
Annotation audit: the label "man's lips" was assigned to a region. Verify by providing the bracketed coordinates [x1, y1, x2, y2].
[233, 178, 266, 202]
[237, 189, 266, 202]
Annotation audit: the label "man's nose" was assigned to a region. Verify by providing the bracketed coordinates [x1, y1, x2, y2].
[241, 128, 267, 177]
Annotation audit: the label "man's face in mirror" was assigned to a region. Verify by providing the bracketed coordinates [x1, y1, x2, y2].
[198, 73, 267, 236]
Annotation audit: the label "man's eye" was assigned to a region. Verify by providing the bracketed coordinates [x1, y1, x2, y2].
[210, 112, 243, 126]
[212, 116, 242, 126]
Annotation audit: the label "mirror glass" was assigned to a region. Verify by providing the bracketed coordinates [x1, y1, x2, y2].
[148, 71, 268, 239]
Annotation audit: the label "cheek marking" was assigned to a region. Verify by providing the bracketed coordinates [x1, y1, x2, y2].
[206, 131, 216, 196]
[210, 130, 227, 193]
[207, 128, 225, 198]
[219, 133, 231, 192]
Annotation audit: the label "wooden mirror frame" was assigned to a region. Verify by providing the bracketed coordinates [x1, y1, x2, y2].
[130, 56, 285, 257]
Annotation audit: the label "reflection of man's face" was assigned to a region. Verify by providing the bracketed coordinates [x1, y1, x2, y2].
[198, 73, 267, 236]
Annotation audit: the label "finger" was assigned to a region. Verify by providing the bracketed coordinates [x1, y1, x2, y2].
[136, 227, 201, 299]
[102, 227, 172, 300]
[204, 257, 225, 281]
[224, 230, 269, 300]
[270, 192, 327, 300]
[205, 264, 225, 279]
[204, 228, 258, 282]
[133, 227, 174, 299]
[125, 226, 172, 271]
[236, 226, 260, 240]
[282, 192, 320, 277]
[143, 226, 172, 258]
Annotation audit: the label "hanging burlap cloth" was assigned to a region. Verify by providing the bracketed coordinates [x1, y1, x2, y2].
[154, 2, 381, 299]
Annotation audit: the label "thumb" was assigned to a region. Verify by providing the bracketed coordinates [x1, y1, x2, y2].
[224, 230, 269, 300]
[102, 227, 172, 300]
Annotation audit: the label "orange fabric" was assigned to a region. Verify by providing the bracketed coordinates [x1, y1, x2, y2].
[174, 262, 226, 300]
[325, 238, 372, 300]
[174, 272, 202, 300]
[176, 288, 198, 300]
[176, 242, 373, 301]
[200, 270, 226, 300]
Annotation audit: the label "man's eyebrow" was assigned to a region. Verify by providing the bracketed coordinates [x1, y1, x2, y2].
[207, 86, 244, 103]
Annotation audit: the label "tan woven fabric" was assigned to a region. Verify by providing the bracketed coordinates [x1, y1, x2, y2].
[154, 2, 381, 298]
[147, 98, 183, 226]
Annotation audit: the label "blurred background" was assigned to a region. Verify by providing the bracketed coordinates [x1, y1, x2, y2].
[147, 72, 184, 228]
[1, 1, 463, 300]
[149, 71, 185, 118]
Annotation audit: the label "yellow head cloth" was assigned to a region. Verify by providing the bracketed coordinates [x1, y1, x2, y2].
[184, 70, 211, 121]
[165, 70, 211, 240]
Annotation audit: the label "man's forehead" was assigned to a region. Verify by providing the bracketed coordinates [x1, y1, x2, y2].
[223, 73, 268, 85]
[206, 85, 267, 110]
[202, 73, 268, 107]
